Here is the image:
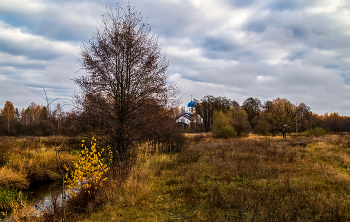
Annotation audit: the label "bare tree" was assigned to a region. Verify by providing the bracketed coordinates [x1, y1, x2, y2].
[74, 4, 177, 165]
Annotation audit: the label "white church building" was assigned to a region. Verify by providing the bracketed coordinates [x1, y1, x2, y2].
[175, 98, 203, 127]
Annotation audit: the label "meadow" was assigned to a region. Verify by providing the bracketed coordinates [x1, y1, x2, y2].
[3, 134, 350, 221]
[82, 134, 350, 221]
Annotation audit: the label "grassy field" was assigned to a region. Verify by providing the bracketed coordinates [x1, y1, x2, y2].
[3, 134, 350, 221]
[80, 134, 350, 222]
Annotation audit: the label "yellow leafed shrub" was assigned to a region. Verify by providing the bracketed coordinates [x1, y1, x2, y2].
[64, 137, 112, 197]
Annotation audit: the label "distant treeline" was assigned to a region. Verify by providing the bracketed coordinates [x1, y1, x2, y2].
[174, 96, 350, 137]
[0, 100, 176, 139]
[0, 97, 349, 137]
[0, 101, 78, 136]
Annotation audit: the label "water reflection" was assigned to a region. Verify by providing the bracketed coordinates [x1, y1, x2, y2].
[0, 181, 73, 221]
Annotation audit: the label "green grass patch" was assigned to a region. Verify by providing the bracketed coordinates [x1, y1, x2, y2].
[0, 187, 26, 211]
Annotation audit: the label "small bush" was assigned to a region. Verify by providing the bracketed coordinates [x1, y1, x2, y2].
[218, 125, 237, 138]
[301, 127, 327, 137]
[64, 137, 112, 197]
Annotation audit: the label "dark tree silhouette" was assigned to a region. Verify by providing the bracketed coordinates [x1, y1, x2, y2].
[231, 100, 240, 109]
[74, 4, 177, 165]
[242, 97, 261, 128]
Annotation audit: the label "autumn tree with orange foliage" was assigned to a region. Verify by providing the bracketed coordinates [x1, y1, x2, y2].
[1, 101, 15, 134]
[311, 112, 350, 133]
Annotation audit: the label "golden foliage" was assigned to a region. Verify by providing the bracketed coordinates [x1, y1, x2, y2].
[64, 137, 112, 197]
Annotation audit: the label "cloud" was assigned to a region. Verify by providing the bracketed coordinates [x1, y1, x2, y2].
[169, 73, 245, 105]
[0, 20, 79, 108]
[0, 0, 350, 115]
[0, 21, 78, 60]
[0, 0, 106, 42]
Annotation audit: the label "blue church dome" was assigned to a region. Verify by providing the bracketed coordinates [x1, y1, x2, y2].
[187, 101, 195, 107]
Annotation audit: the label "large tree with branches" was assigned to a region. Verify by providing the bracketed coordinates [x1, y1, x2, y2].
[260, 98, 298, 138]
[74, 4, 177, 165]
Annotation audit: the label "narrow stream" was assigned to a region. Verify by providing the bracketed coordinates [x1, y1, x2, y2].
[29, 181, 66, 211]
[0, 181, 68, 221]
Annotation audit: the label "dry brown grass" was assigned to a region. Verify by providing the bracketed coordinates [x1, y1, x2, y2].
[0, 167, 28, 190]
[5, 148, 75, 184]
[0, 137, 77, 185]
[78, 134, 350, 222]
[14, 134, 350, 221]
[7, 149, 74, 183]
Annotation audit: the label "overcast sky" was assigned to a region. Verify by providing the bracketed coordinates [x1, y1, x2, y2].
[0, 0, 350, 115]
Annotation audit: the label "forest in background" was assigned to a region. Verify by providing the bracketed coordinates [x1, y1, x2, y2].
[1, 96, 349, 138]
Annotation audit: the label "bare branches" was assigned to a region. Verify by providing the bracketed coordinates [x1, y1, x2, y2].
[74, 4, 177, 165]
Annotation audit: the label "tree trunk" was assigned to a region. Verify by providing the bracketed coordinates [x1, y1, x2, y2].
[7, 117, 10, 134]
[280, 129, 287, 138]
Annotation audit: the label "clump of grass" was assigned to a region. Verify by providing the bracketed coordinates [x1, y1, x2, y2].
[0, 136, 77, 185]
[0, 167, 28, 190]
[218, 125, 237, 138]
[0, 187, 26, 211]
[6, 149, 75, 184]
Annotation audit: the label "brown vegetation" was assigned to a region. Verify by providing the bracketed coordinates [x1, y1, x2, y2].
[0, 167, 28, 190]
[77, 134, 350, 221]
[0, 137, 76, 189]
